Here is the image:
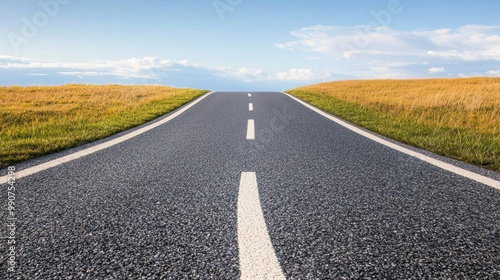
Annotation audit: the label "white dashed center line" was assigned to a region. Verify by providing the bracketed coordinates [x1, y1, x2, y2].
[248, 93, 252, 97]
[246, 119, 255, 140]
[237, 172, 285, 280]
[249, 103, 253, 111]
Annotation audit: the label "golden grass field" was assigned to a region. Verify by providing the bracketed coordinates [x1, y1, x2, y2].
[0, 85, 208, 167]
[287, 77, 500, 171]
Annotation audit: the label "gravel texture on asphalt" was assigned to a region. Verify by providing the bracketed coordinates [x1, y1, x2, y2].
[249, 92, 500, 279]
[1, 92, 499, 279]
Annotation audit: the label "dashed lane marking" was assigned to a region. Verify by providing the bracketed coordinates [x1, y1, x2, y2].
[237, 172, 286, 280]
[246, 119, 255, 140]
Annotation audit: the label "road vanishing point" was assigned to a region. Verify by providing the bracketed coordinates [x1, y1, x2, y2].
[1, 91, 499, 279]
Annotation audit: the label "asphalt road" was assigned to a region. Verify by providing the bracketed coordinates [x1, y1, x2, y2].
[1, 91, 499, 279]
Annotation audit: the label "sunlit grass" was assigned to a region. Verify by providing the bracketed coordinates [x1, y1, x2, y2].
[0, 84, 208, 167]
[287, 77, 500, 171]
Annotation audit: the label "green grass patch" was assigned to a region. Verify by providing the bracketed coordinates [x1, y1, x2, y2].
[0, 85, 208, 167]
[286, 87, 500, 171]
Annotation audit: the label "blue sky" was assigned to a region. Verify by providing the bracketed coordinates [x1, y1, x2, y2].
[1, 0, 499, 90]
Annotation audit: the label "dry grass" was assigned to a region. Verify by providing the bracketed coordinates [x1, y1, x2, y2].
[287, 78, 500, 171]
[0, 84, 208, 167]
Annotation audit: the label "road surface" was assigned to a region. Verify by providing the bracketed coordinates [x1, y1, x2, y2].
[2, 91, 499, 279]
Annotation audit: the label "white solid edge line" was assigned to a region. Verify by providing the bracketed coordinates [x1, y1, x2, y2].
[283, 92, 500, 190]
[249, 103, 254, 111]
[0, 92, 214, 183]
[247, 119, 255, 140]
[238, 172, 286, 280]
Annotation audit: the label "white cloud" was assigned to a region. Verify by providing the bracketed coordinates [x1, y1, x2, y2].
[215, 66, 331, 82]
[214, 67, 266, 82]
[0, 55, 331, 89]
[428, 67, 446, 74]
[273, 68, 315, 80]
[274, 41, 299, 49]
[305, 56, 323, 61]
[59, 71, 113, 77]
[0, 56, 183, 80]
[276, 24, 500, 61]
[275, 24, 500, 79]
[275, 25, 426, 59]
[486, 70, 500, 76]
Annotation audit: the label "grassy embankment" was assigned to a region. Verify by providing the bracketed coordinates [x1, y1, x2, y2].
[0, 85, 208, 167]
[287, 78, 500, 171]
